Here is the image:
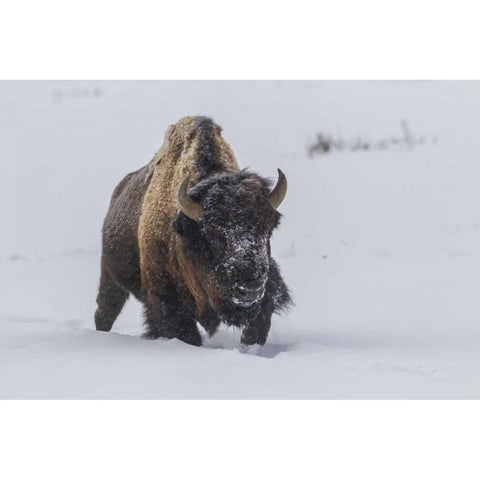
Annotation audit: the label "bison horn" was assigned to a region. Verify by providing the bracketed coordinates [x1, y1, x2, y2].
[178, 176, 203, 221]
[268, 169, 288, 209]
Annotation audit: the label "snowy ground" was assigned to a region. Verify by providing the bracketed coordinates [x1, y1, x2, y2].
[1, 80, 480, 398]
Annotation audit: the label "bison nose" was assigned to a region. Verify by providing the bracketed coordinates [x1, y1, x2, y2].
[233, 285, 264, 304]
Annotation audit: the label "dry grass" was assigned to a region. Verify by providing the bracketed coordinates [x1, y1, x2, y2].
[308, 120, 438, 157]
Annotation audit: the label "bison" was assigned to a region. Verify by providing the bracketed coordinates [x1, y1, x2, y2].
[95, 116, 291, 347]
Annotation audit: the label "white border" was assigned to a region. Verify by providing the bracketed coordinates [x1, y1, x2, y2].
[1, 0, 479, 79]
[1, 1, 479, 477]
[1, 401, 479, 479]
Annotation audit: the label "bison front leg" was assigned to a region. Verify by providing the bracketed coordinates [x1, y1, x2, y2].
[140, 244, 202, 346]
[241, 265, 290, 347]
[143, 292, 202, 347]
[240, 310, 272, 347]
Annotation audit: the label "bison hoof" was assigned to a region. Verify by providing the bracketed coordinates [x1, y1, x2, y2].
[239, 344, 262, 355]
[95, 322, 113, 332]
[95, 314, 114, 332]
[177, 330, 203, 347]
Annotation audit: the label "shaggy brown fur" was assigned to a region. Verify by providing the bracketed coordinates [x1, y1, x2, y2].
[139, 117, 239, 319]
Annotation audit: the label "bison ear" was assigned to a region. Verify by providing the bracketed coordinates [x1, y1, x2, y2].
[178, 176, 203, 221]
[268, 169, 287, 209]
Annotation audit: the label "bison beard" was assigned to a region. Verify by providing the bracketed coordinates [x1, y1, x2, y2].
[95, 116, 291, 347]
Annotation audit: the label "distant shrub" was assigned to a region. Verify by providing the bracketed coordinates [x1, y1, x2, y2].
[53, 86, 103, 102]
[308, 120, 438, 157]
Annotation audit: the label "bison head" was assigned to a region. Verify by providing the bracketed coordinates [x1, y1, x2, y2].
[172, 169, 287, 325]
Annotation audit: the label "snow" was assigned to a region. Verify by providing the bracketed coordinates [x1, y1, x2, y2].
[1, 80, 480, 398]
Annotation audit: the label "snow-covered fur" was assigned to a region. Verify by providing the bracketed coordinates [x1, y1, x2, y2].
[95, 116, 291, 346]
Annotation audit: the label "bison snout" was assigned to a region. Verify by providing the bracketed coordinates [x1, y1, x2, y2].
[232, 284, 265, 306]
